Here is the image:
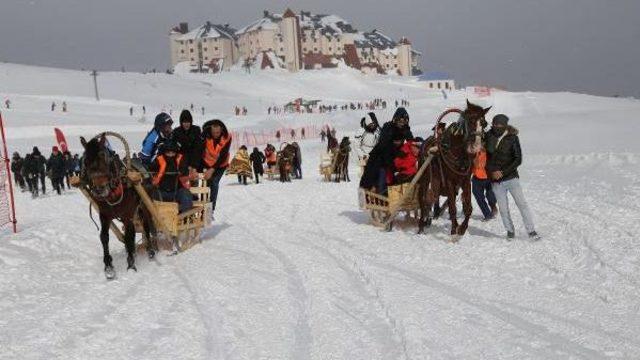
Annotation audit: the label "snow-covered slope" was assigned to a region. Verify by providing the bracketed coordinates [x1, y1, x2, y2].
[1, 63, 640, 359]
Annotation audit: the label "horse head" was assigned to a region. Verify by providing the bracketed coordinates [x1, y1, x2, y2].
[462, 99, 491, 154]
[80, 133, 121, 199]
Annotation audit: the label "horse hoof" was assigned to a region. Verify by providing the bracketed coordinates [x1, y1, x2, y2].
[104, 266, 116, 280]
[127, 265, 137, 272]
[449, 235, 462, 243]
[148, 251, 155, 260]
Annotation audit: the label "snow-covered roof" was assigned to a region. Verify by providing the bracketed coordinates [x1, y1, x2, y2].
[354, 30, 397, 50]
[177, 22, 236, 41]
[236, 15, 281, 35]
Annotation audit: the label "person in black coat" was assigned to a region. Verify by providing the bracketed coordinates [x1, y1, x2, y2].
[11, 152, 26, 191]
[31, 146, 47, 195]
[485, 114, 538, 240]
[47, 146, 66, 195]
[249, 147, 265, 184]
[63, 151, 75, 189]
[359, 107, 413, 194]
[171, 109, 203, 171]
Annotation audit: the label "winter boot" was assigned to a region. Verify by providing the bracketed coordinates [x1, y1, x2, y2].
[528, 231, 541, 241]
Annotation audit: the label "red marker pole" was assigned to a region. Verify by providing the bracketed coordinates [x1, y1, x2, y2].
[0, 112, 17, 233]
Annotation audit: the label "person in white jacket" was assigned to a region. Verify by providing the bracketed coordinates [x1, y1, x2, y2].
[355, 112, 381, 161]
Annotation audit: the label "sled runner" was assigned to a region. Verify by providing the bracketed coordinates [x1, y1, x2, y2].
[319, 151, 334, 181]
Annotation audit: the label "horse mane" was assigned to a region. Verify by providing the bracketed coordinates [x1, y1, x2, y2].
[84, 137, 103, 162]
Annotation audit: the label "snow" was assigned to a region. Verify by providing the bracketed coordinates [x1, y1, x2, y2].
[1, 62, 640, 359]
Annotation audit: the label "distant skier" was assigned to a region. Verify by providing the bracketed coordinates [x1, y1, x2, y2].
[129, 107, 134, 116]
[62, 101, 67, 112]
[51, 102, 56, 112]
[4, 99, 10, 109]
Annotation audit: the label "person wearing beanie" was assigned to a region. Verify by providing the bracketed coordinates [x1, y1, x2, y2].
[356, 112, 381, 160]
[149, 139, 193, 221]
[139, 112, 174, 165]
[31, 146, 47, 195]
[171, 109, 203, 171]
[47, 146, 65, 195]
[485, 114, 540, 241]
[359, 107, 413, 194]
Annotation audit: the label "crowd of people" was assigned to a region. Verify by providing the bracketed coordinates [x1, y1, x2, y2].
[11, 147, 81, 198]
[267, 98, 409, 115]
[357, 107, 538, 240]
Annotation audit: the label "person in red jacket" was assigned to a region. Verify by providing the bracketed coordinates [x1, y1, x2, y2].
[391, 139, 421, 184]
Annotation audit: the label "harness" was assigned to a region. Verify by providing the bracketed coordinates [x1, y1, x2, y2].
[436, 111, 483, 177]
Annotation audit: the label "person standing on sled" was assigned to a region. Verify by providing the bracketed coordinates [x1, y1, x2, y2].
[250, 147, 265, 184]
[360, 107, 413, 195]
[202, 119, 231, 219]
[356, 112, 381, 162]
[149, 140, 193, 214]
[171, 109, 202, 173]
[139, 112, 173, 166]
[485, 114, 539, 240]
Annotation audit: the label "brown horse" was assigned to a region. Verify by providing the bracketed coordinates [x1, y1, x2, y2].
[277, 143, 296, 182]
[80, 134, 154, 280]
[333, 137, 351, 182]
[417, 101, 491, 242]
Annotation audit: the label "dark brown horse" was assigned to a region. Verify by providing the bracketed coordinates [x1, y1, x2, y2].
[417, 101, 491, 242]
[277, 143, 296, 182]
[80, 133, 154, 280]
[333, 136, 351, 182]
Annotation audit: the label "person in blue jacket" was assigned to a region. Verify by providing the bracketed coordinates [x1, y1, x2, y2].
[139, 112, 173, 165]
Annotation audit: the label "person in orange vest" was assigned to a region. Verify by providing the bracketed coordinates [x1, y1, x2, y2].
[264, 144, 277, 170]
[472, 142, 497, 221]
[202, 119, 232, 217]
[149, 140, 193, 214]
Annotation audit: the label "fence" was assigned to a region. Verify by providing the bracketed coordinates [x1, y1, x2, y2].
[229, 124, 326, 150]
[0, 112, 17, 233]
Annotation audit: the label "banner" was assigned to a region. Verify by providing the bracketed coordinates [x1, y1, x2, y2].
[54, 128, 68, 153]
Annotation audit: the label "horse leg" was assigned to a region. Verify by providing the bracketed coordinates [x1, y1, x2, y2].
[418, 173, 434, 234]
[142, 207, 156, 259]
[457, 180, 473, 236]
[99, 214, 115, 280]
[123, 220, 137, 271]
[447, 190, 459, 236]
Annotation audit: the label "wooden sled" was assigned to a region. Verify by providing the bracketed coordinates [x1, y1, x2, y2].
[362, 151, 435, 231]
[72, 172, 211, 253]
[319, 152, 334, 181]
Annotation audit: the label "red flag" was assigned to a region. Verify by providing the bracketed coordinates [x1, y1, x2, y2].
[54, 128, 68, 153]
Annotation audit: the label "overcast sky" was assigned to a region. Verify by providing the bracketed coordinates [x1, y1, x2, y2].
[1, 0, 638, 97]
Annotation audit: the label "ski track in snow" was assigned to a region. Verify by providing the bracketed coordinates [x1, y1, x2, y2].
[1, 63, 640, 359]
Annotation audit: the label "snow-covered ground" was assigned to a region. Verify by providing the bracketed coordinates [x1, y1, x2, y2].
[1, 63, 640, 359]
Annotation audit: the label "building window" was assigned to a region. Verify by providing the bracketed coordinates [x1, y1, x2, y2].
[189, 40, 193, 44]
[181, 49, 185, 53]
[215, 47, 218, 51]
[190, 49, 194, 53]
[430, 83, 433, 89]
[204, 48, 207, 51]
[303, 48, 307, 52]
[205, 57, 208, 60]
[394, 64, 397, 68]
[445, 83, 450, 89]
[191, 57, 194, 61]
[314, 48, 318, 52]
[329, 47, 332, 51]
[280, 47, 284, 52]
[437, 83, 441, 89]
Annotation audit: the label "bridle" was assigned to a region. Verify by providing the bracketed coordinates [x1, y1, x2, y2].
[84, 145, 126, 207]
[435, 109, 485, 177]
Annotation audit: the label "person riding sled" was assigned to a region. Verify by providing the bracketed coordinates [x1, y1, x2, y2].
[356, 112, 381, 161]
[360, 107, 413, 195]
[139, 112, 173, 165]
[149, 140, 193, 214]
[202, 119, 232, 218]
[390, 139, 421, 185]
[171, 109, 202, 172]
